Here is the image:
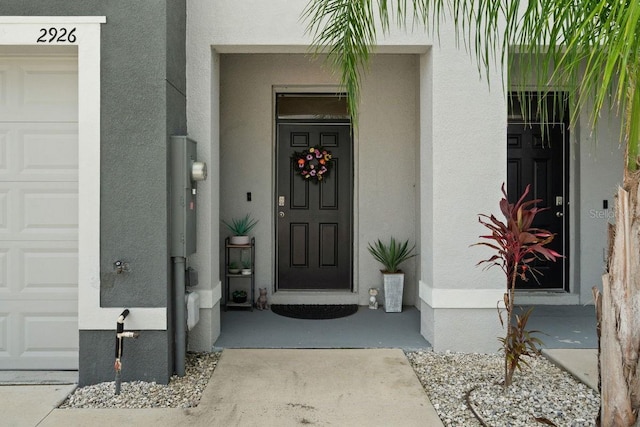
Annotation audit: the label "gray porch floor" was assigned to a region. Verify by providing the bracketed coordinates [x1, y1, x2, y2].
[214, 306, 430, 350]
[213, 304, 598, 351]
[523, 304, 598, 349]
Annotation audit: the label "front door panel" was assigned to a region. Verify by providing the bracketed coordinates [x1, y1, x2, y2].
[507, 122, 568, 290]
[276, 123, 352, 290]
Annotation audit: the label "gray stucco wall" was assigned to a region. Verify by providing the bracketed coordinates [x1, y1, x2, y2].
[79, 330, 171, 386]
[0, 0, 186, 385]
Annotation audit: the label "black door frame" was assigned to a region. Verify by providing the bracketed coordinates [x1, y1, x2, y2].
[274, 118, 354, 292]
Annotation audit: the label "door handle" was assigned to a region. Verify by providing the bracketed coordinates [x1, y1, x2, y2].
[279, 211, 285, 218]
[556, 211, 563, 217]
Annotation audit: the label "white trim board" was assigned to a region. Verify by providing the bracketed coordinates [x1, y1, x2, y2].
[0, 16, 106, 24]
[419, 280, 505, 309]
[0, 16, 166, 331]
[192, 281, 222, 310]
[419, 280, 582, 308]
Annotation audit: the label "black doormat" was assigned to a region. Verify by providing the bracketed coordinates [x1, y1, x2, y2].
[271, 304, 358, 320]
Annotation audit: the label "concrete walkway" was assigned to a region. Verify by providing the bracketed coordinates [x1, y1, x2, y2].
[543, 348, 599, 390]
[0, 383, 77, 427]
[6, 349, 443, 427]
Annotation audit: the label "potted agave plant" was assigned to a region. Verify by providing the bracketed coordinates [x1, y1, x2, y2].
[368, 237, 416, 313]
[222, 213, 258, 245]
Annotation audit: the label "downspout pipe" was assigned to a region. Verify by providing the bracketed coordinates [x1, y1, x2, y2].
[173, 256, 186, 376]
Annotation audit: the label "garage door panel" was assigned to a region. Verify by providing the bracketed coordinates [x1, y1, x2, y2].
[22, 187, 78, 235]
[23, 248, 78, 292]
[0, 56, 77, 122]
[0, 249, 7, 291]
[0, 183, 78, 239]
[0, 128, 7, 172]
[0, 305, 78, 369]
[21, 126, 79, 176]
[0, 123, 78, 182]
[0, 190, 6, 233]
[0, 357, 77, 370]
[21, 67, 77, 110]
[0, 313, 7, 356]
[0, 66, 7, 108]
[0, 242, 77, 296]
[23, 314, 78, 352]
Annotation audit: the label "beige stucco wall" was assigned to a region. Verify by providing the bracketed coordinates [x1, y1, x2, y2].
[219, 53, 419, 306]
[186, 0, 622, 352]
[575, 103, 624, 303]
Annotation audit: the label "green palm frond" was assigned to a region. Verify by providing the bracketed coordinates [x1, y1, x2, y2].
[304, 0, 640, 172]
[303, 0, 378, 124]
[509, 0, 640, 171]
[304, 0, 467, 125]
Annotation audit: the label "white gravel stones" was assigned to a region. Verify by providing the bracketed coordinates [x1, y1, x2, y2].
[59, 352, 220, 409]
[406, 351, 600, 427]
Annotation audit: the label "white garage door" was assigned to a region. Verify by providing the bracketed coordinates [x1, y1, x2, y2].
[0, 47, 79, 369]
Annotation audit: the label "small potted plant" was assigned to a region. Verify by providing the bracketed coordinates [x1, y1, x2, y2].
[241, 260, 252, 275]
[367, 237, 416, 313]
[231, 289, 248, 303]
[222, 213, 258, 245]
[228, 261, 240, 274]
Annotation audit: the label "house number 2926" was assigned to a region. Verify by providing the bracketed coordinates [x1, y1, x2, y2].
[36, 27, 77, 43]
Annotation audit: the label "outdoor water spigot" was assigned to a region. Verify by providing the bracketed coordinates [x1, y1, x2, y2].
[117, 331, 140, 339]
[114, 260, 130, 274]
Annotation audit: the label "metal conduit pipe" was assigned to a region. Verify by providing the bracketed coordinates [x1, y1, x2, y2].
[114, 309, 139, 395]
[173, 256, 186, 376]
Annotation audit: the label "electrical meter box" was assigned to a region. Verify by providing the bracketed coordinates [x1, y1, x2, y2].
[170, 136, 207, 257]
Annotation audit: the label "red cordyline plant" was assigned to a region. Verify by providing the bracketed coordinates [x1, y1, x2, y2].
[475, 183, 561, 387]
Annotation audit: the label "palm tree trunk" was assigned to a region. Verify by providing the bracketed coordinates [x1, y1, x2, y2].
[594, 173, 640, 426]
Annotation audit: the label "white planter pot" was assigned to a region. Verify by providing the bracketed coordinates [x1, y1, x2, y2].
[230, 235, 250, 245]
[383, 272, 404, 313]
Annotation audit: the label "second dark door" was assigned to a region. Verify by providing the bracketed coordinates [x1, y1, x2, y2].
[507, 122, 568, 290]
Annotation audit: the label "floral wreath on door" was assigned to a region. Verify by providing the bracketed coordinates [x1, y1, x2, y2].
[292, 146, 334, 183]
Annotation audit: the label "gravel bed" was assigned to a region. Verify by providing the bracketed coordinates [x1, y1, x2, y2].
[59, 349, 599, 426]
[406, 351, 600, 427]
[59, 352, 220, 409]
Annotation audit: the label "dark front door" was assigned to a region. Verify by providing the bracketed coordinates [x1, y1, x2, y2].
[507, 122, 568, 289]
[276, 123, 353, 290]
